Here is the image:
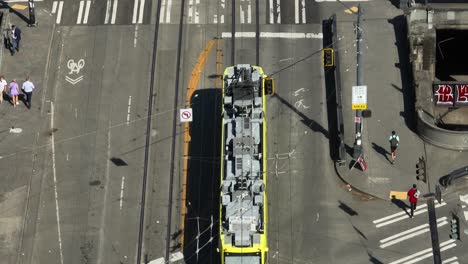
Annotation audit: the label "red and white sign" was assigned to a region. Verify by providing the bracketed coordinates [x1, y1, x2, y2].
[357, 154, 367, 172]
[354, 117, 361, 123]
[180, 108, 193, 122]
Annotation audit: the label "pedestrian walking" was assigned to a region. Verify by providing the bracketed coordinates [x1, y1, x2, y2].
[0, 75, 7, 104]
[22, 77, 35, 109]
[9, 79, 19, 107]
[388, 130, 400, 164]
[407, 184, 420, 218]
[11, 25, 21, 55]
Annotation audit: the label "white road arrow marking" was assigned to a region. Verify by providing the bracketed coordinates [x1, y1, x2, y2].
[65, 75, 83, 85]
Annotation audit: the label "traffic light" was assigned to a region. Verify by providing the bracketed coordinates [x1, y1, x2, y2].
[416, 156, 427, 183]
[450, 215, 460, 240]
[264, 77, 275, 95]
[323, 48, 334, 67]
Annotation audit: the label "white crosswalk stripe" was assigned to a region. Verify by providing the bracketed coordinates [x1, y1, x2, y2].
[51, 1, 64, 24]
[373, 201, 446, 228]
[132, 0, 145, 24]
[76, 1, 91, 24]
[389, 239, 456, 264]
[379, 217, 448, 248]
[104, 0, 118, 24]
[442, 256, 458, 264]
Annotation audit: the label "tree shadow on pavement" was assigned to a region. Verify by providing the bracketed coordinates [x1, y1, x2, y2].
[338, 200, 358, 216]
[391, 195, 411, 217]
[388, 16, 416, 132]
[371, 142, 390, 163]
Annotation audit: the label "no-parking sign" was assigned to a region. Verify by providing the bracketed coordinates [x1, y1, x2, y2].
[180, 108, 193, 122]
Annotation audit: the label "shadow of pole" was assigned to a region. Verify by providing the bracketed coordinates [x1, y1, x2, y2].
[274, 92, 329, 139]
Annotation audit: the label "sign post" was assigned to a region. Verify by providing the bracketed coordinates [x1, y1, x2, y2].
[28, 0, 37, 27]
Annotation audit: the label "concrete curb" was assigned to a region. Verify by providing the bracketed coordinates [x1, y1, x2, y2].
[333, 162, 385, 201]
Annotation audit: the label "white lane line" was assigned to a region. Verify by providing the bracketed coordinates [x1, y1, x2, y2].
[380, 219, 448, 248]
[276, 0, 281, 24]
[240, 1, 245, 24]
[138, 0, 145, 24]
[104, 0, 111, 24]
[134, 25, 138, 47]
[301, 0, 306, 23]
[3, 0, 44, 2]
[126, 96, 132, 125]
[119, 176, 125, 210]
[56, 1, 63, 24]
[443, 257, 458, 264]
[389, 239, 455, 264]
[222, 32, 323, 39]
[247, 0, 251, 24]
[50, 102, 64, 264]
[316, 0, 369, 1]
[52, 1, 57, 13]
[111, 0, 118, 24]
[66, 153, 69, 161]
[160, 0, 166, 23]
[269, 0, 273, 24]
[194, 0, 199, 24]
[77, 0, 84, 24]
[75, 108, 77, 118]
[188, 0, 193, 23]
[83, 1, 91, 24]
[220, 0, 224, 25]
[97, 120, 112, 264]
[295, 0, 299, 24]
[166, 0, 172, 23]
[132, 0, 139, 24]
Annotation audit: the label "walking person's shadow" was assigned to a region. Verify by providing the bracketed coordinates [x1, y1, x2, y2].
[391, 195, 411, 217]
[372, 142, 391, 163]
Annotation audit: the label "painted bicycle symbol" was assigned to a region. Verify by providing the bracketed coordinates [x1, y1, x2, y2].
[67, 59, 85, 74]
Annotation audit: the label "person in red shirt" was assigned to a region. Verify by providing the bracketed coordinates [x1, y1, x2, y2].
[407, 184, 420, 218]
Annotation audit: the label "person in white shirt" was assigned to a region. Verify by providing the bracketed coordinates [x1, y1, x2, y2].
[22, 77, 35, 109]
[0, 75, 6, 104]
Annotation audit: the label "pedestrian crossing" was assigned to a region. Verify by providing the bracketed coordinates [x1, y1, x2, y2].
[46, 0, 371, 26]
[369, 199, 462, 264]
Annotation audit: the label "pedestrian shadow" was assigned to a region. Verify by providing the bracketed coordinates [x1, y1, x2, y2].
[338, 200, 358, 216]
[391, 195, 411, 217]
[368, 252, 384, 264]
[0, 2, 31, 25]
[371, 142, 390, 163]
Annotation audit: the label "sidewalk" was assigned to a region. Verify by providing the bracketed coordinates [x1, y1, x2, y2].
[0, 7, 56, 263]
[333, 9, 468, 201]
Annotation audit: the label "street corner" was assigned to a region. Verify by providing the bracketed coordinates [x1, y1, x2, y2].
[389, 190, 407, 200]
[334, 161, 381, 201]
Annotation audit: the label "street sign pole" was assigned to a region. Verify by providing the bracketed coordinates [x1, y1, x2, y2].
[353, 4, 364, 160]
[28, 0, 37, 27]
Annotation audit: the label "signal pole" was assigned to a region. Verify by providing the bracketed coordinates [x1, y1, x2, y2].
[28, 0, 37, 27]
[416, 156, 441, 264]
[353, 4, 364, 159]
